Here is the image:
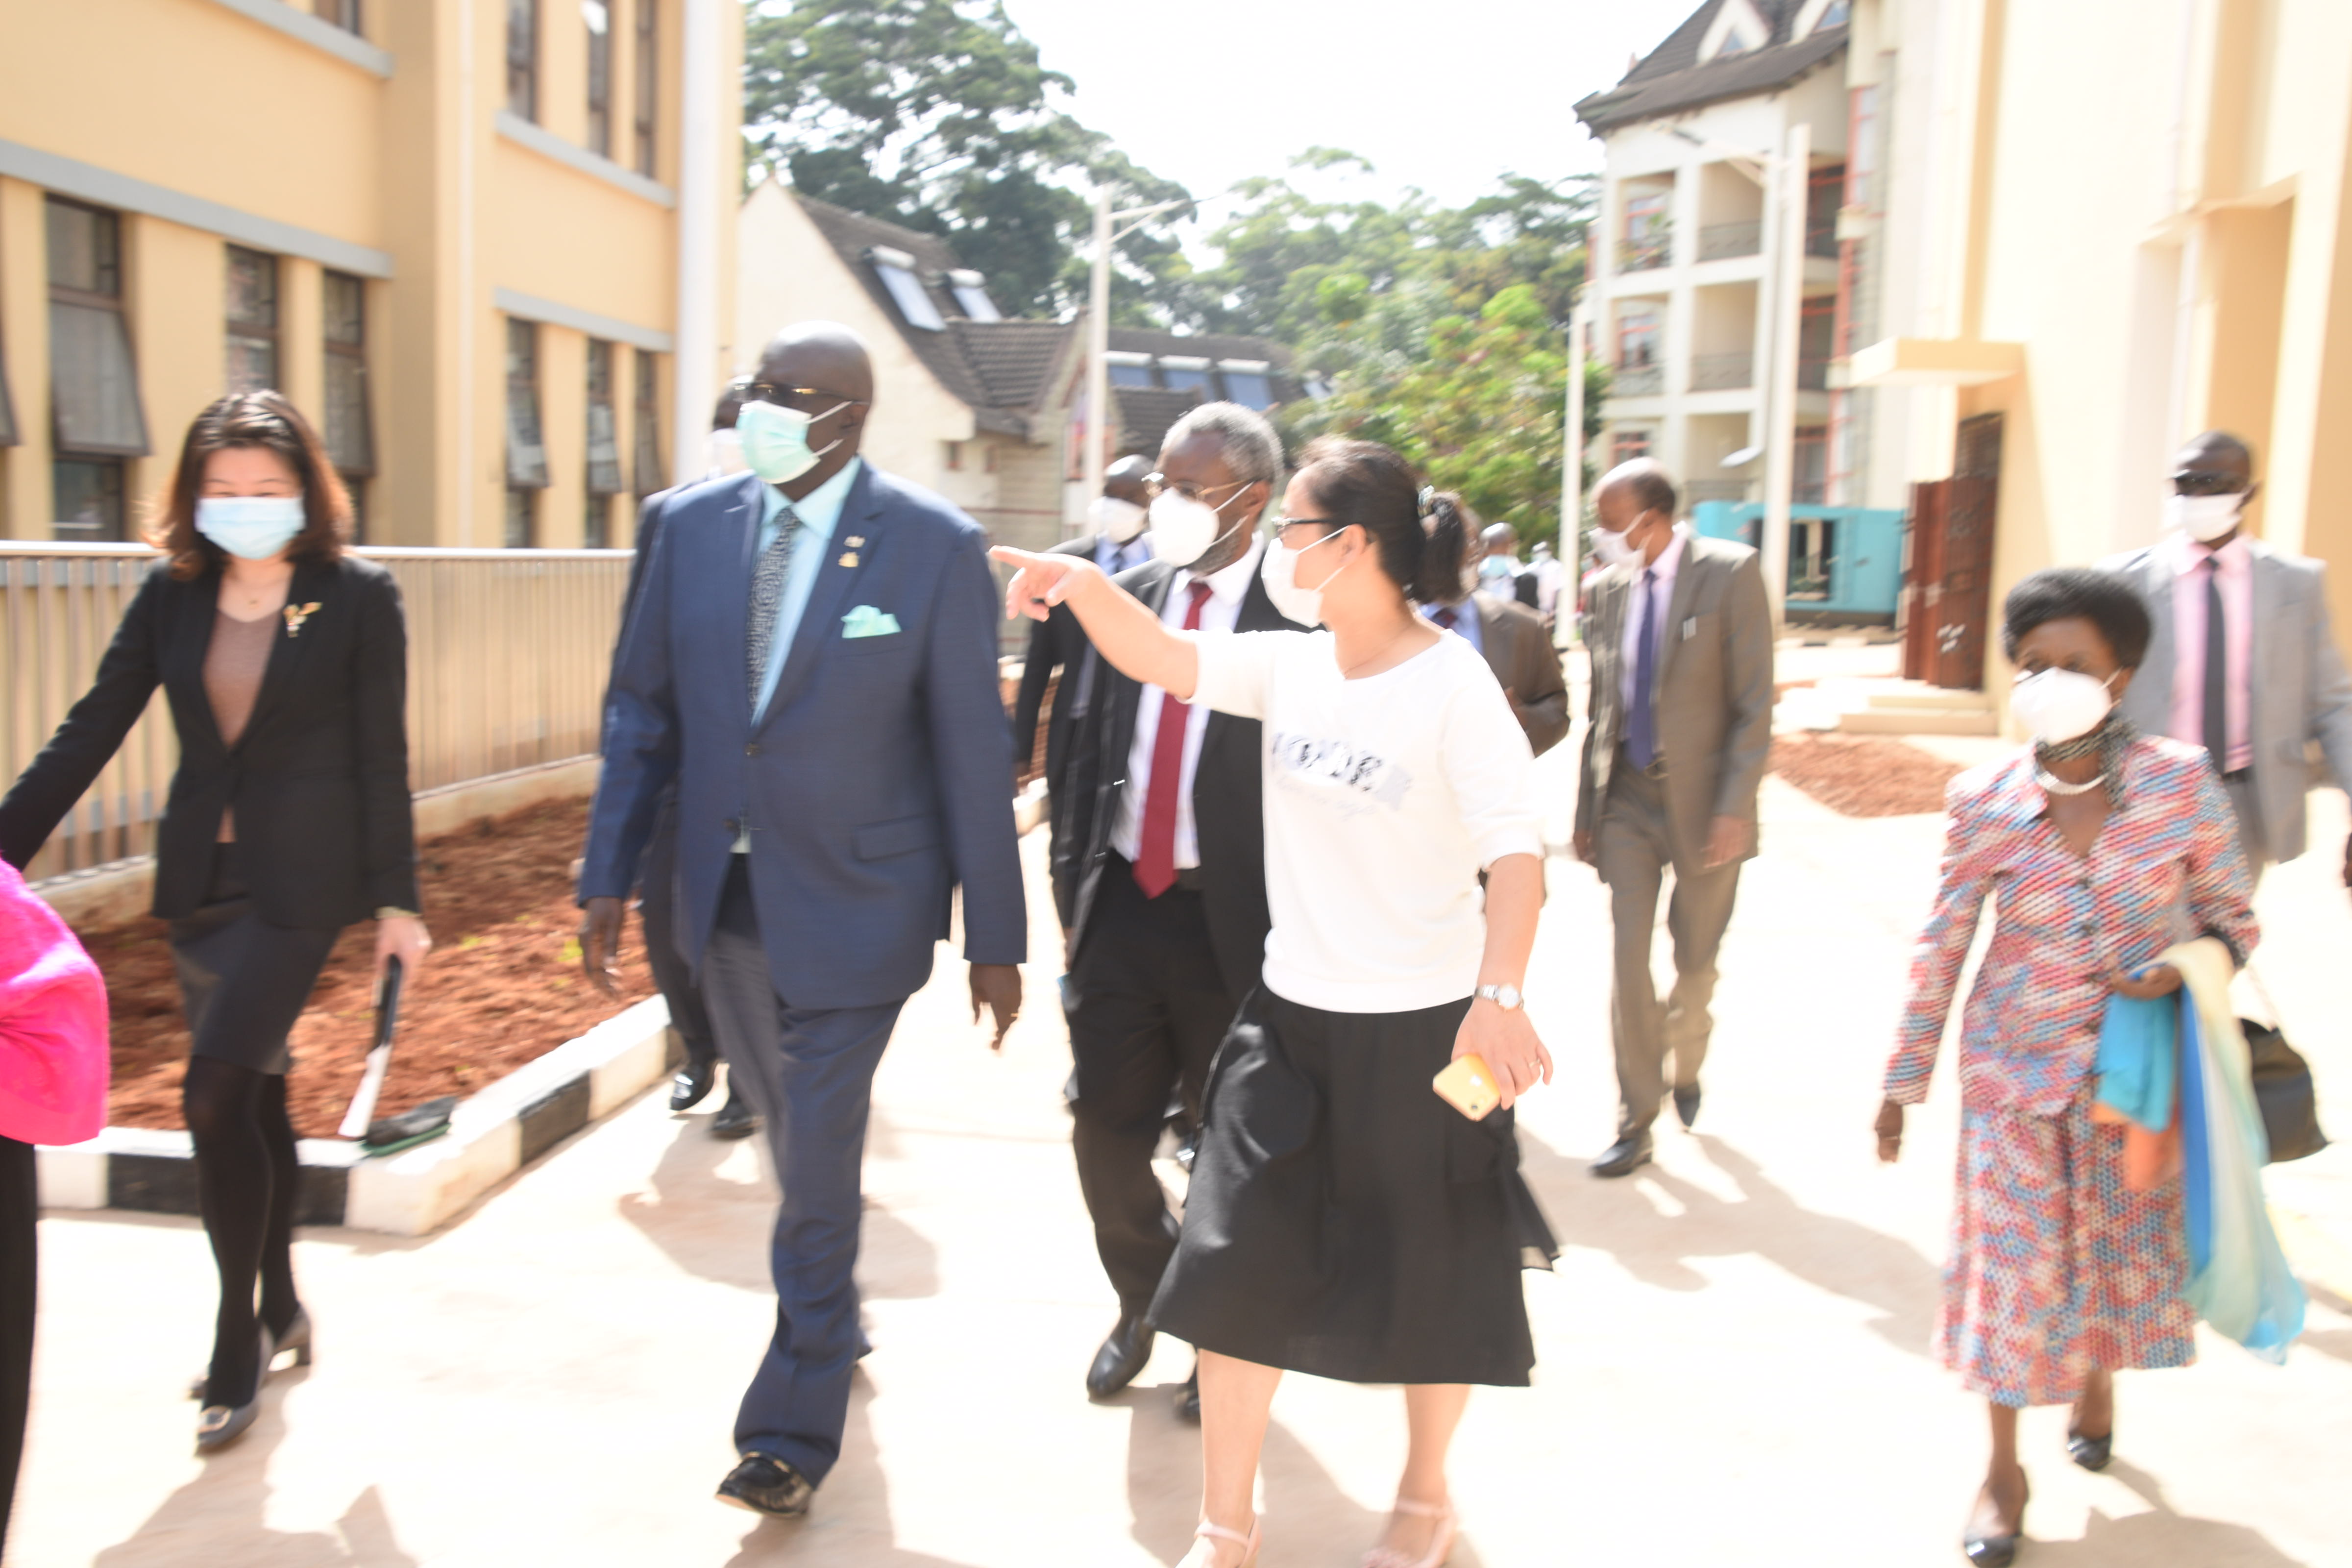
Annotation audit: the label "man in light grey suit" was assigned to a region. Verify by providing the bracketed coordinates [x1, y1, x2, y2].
[2102, 430, 2352, 881]
[1573, 460, 1775, 1178]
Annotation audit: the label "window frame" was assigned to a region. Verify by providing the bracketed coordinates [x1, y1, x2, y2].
[322, 270, 374, 528]
[45, 196, 149, 485]
[315, 0, 364, 32]
[585, 339, 623, 547]
[505, 318, 548, 548]
[584, 0, 613, 157]
[224, 245, 281, 396]
[633, 0, 658, 177]
[507, 0, 540, 122]
[1616, 308, 1661, 369]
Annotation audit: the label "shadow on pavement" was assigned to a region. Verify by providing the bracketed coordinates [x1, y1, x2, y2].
[1518, 1127, 1940, 1356]
[93, 1385, 419, 1567]
[2026, 1460, 2310, 1567]
[720, 1375, 979, 1568]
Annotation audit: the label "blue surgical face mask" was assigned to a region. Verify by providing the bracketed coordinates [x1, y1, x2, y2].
[735, 397, 849, 485]
[196, 496, 306, 561]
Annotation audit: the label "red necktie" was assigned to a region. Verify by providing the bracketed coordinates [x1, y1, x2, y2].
[1134, 581, 1213, 897]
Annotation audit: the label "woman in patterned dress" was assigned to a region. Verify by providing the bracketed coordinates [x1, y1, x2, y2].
[1874, 568, 2257, 1566]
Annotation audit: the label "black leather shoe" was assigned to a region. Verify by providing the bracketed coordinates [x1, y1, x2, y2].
[710, 1087, 760, 1141]
[716, 1453, 813, 1519]
[1085, 1314, 1155, 1399]
[2065, 1425, 2112, 1472]
[1672, 1083, 1701, 1129]
[1175, 1365, 1200, 1423]
[1963, 1477, 2028, 1566]
[670, 1057, 718, 1113]
[1592, 1131, 1654, 1178]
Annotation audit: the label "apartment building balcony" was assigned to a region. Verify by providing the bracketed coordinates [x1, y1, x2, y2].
[1699, 221, 1762, 262]
[1611, 362, 1665, 397]
[1617, 235, 1672, 273]
[1691, 352, 1755, 391]
[1686, 478, 1750, 505]
[1798, 357, 1830, 391]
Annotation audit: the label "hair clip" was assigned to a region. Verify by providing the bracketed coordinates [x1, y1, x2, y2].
[1417, 485, 1436, 519]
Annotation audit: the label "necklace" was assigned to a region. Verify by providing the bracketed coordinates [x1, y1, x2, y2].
[2035, 767, 2106, 796]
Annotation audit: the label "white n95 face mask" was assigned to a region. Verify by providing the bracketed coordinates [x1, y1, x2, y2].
[2010, 667, 2117, 745]
[735, 397, 847, 485]
[1149, 486, 1250, 568]
[2165, 491, 2244, 544]
[1088, 493, 1148, 543]
[1260, 528, 1347, 627]
[1589, 523, 1640, 568]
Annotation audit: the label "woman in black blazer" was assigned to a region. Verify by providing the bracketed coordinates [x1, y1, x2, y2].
[0, 392, 428, 1453]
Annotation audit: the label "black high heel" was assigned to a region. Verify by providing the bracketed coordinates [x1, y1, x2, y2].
[195, 1326, 273, 1454]
[1962, 1476, 2029, 1567]
[2065, 1424, 2113, 1472]
[187, 1307, 311, 1398]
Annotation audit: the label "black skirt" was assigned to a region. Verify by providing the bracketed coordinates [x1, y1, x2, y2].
[168, 846, 340, 1076]
[1148, 989, 1558, 1387]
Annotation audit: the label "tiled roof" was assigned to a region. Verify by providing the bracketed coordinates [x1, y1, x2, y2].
[954, 319, 1076, 409]
[1112, 386, 1204, 459]
[1574, 0, 1846, 133]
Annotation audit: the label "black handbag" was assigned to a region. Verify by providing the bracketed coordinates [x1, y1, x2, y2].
[2239, 1018, 2328, 1164]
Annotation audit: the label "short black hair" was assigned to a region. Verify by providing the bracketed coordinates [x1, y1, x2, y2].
[1625, 466, 1677, 518]
[2001, 567, 2153, 669]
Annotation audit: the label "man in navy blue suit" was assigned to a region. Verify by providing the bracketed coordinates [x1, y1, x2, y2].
[578, 323, 1026, 1519]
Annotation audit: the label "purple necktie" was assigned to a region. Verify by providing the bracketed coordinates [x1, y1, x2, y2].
[1628, 568, 1659, 769]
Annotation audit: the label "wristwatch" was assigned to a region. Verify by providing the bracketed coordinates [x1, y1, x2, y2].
[1475, 982, 1523, 1011]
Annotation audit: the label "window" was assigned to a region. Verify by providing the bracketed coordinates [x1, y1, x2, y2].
[584, 1, 612, 156]
[1616, 309, 1660, 368]
[1807, 164, 1844, 258]
[1611, 429, 1653, 467]
[633, 0, 658, 177]
[1158, 355, 1213, 395]
[944, 440, 963, 471]
[1798, 294, 1836, 388]
[505, 319, 547, 547]
[1620, 188, 1670, 271]
[1793, 426, 1828, 506]
[632, 348, 663, 495]
[507, 0, 539, 121]
[1217, 360, 1274, 409]
[0, 318, 17, 448]
[585, 340, 622, 547]
[945, 270, 1001, 322]
[1816, 0, 1851, 28]
[1105, 351, 1154, 389]
[314, 0, 363, 30]
[322, 270, 373, 535]
[868, 247, 945, 331]
[225, 246, 279, 394]
[47, 197, 147, 540]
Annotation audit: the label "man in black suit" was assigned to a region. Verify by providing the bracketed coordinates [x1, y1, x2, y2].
[1058, 403, 1304, 1421]
[1011, 454, 1156, 927]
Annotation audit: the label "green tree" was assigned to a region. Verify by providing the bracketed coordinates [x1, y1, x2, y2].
[743, 0, 1192, 321]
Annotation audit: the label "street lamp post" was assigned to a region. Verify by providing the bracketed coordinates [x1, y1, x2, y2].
[1080, 188, 1187, 536]
[1560, 297, 1594, 638]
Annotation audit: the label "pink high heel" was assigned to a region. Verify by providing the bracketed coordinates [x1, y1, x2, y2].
[1362, 1496, 1456, 1568]
[1184, 1515, 1260, 1568]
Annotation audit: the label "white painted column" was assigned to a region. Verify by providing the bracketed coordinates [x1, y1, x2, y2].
[1760, 121, 1811, 628]
[671, 0, 721, 488]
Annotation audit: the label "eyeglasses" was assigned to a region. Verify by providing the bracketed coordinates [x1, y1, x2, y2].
[1273, 516, 1341, 545]
[2172, 469, 2246, 496]
[748, 384, 866, 413]
[1146, 474, 1250, 505]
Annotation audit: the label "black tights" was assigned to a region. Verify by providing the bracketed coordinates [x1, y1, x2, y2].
[181, 1057, 302, 1405]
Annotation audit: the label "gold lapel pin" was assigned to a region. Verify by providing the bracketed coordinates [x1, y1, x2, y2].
[283, 601, 322, 637]
[846, 535, 865, 548]
[838, 551, 859, 568]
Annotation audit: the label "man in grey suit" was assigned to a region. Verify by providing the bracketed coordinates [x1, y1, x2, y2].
[1572, 460, 1774, 1177]
[578, 323, 1025, 1519]
[2103, 431, 2352, 882]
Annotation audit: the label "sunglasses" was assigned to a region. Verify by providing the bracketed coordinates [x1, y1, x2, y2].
[747, 384, 866, 413]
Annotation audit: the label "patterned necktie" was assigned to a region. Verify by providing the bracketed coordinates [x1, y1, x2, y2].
[1628, 567, 1660, 769]
[746, 500, 802, 712]
[2202, 556, 2228, 769]
[1134, 580, 1214, 897]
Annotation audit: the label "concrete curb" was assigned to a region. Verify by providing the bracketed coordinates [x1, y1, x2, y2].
[37, 995, 675, 1237]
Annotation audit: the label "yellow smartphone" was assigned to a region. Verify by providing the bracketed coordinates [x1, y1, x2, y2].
[1432, 1054, 1500, 1121]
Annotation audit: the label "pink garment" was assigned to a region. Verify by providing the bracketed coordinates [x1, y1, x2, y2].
[2167, 534, 2254, 772]
[0, 859, 110, 1146]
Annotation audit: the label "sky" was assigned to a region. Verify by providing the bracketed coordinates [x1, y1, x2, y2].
[997, 0, 1704, 231]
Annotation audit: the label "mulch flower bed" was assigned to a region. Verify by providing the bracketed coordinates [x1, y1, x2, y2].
[77, 797, 655, 1138]
[1768, 733, 1966, 818]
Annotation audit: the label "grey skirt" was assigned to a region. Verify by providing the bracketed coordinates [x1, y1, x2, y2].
[168, 846, 340, 1075]
[1148, 988, 1557, 1387]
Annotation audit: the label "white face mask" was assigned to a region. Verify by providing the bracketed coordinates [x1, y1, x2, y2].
[1260, 527, 1348, 627]
[2010, 666, 2119, 745]
[1149, 484, 1252, 568]
[1088, 493, 1148, 543]
[2165, 490, 2244, 544]
[1590, 514, 1648, 569]
[706, 428, 748, 477]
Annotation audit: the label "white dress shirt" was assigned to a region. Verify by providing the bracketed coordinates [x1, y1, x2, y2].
[1110, 536, 1265, 869]
[1618, 523, 1689, 719]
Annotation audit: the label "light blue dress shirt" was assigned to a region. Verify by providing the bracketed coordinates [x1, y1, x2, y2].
[751, 457, 862, 724]
[1092, 532, 1151, 575]
[1421, 596, 1485, 656]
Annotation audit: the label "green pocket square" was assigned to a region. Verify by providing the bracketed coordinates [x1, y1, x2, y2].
[841, 606, 902, 638]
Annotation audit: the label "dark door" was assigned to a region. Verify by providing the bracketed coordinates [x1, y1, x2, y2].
[1900, 415, 2003, 690]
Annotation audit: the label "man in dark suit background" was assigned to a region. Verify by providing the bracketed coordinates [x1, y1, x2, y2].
[621, 376, 757, 1138]
[1420, 577, 1572, 757]
[1011, 453, 1156, 927]
[579, 323, 1024, 1519]
[1057, 402, 1304, 1421]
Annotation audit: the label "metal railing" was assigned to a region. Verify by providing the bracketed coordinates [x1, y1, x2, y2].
[0, 543, 632, 885]
[1690, 352, 1756, 391]
[1617, 235, 1671, 273]
[1611, 363, 1664, 397]
[1698, 220, 1762, 261]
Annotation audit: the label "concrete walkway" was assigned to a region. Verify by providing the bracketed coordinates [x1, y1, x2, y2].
[13, 735, 2352, 1567]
